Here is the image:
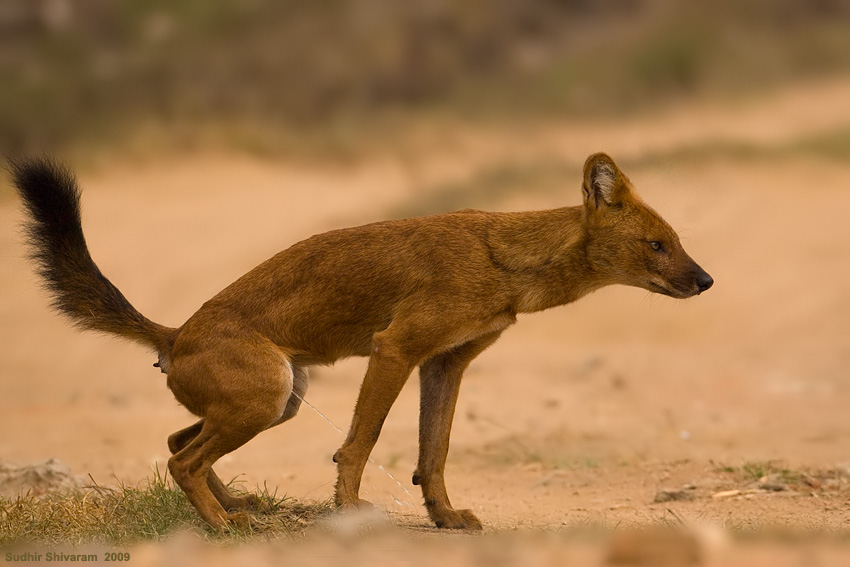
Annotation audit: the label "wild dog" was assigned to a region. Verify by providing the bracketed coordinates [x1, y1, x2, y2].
[11, 153, 712, 530]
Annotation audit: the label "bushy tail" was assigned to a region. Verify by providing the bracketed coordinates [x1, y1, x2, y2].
[10, 156, 176, 354]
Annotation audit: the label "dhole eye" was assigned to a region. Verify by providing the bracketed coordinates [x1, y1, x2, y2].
[649, 241, 663, 252]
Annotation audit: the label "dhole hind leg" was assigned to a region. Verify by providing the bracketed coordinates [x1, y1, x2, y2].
[413, 331, 502, 530]
[166, 336, 295, 528]
[166, 365, 309, 515]
[168, 420, 273, 529]
[167, 420, 267, 513]
[268, 365, 309, 427]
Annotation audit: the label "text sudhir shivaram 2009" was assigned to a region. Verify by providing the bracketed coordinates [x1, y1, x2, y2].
[5, 551, 130, 562]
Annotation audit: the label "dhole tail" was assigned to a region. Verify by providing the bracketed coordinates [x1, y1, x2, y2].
[10, 156, 176, 356]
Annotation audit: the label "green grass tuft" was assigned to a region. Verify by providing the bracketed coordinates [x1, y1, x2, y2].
[0, 468, 332, 546]
[715, 460, 806, 486]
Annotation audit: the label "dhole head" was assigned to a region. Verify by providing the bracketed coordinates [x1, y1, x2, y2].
[580, 153, 713, 298]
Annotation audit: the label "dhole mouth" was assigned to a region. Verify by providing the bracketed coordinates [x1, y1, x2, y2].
[648, 281, 676, 297]
[648, 280, 697, 299]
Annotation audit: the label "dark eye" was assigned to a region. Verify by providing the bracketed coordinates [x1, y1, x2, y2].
[649, 241, 663, 252]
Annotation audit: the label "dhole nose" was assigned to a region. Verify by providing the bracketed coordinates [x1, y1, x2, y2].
[696, 272, 714, 293]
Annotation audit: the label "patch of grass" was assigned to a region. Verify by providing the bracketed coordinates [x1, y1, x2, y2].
[792, 129, 850, 161]
[745, 462, 805, 485]
[715, 460, 804, 485]
[631, 127, 850, 168]
[0, 468, 332, 546]
[740, 461, 776, 481]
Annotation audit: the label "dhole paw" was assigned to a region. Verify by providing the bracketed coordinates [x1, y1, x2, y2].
[432, 508, 483, 530]
[223, 493, 266, 513]
[241, 494, 273, 514]
[224, 511, 257, 530]
[336, 498, 374, 510]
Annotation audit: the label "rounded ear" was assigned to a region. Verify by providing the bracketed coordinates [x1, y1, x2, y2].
[582, 152, 628, 208]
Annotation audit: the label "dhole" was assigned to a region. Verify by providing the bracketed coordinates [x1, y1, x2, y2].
[11, 153, 712, 530]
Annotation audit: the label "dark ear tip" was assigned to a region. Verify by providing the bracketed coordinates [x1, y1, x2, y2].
[582, 152, 628, 207]
[583, 152, 616, 173]
[583, 152, 621, 187]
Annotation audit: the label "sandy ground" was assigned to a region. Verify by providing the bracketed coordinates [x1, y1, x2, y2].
[2, 77, 850, 564]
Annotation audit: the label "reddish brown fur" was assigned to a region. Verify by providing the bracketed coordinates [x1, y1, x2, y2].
[13, 153, 712, 530]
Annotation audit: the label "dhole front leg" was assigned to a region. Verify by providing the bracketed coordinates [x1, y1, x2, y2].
[413, 331, 502, 530]
[333, 331, 417, 508]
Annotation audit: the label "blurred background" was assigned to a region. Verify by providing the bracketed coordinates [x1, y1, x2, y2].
[2, 0, 850, 156]
[2, 0, 850, 563]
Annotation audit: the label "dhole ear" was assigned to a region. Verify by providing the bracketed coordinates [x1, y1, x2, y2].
[582, 153, 628, 209]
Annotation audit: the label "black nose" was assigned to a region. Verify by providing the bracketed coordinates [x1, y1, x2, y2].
[696, 271, 714, 293]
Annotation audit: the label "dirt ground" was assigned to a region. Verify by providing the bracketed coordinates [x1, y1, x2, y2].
[2, 78, 850, 564]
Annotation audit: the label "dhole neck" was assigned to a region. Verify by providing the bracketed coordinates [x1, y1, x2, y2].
[487, 206, 604, 313]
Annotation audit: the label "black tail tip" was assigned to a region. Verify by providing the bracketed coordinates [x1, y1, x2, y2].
[8, 155, 81, 222]
[7, 154, 62, 180]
